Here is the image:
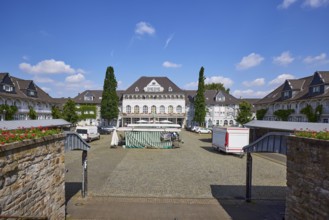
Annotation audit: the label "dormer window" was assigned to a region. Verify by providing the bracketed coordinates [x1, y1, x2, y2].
[3, 85, 13, 92]
[84, 95, 94, 101]
[28, 90, 36, 97]
[168, 87, 172, 92]
[283, 91, 290, 98]
[135, 87, 139, 92]
[312, 86, 320, 93]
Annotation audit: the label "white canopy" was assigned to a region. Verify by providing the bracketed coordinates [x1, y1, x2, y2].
[110, 130, 119, 146]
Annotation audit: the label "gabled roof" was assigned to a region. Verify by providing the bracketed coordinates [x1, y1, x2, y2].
[125, 76, 183, 94]
[255, 84, 284, 105]
[317, 71, 329, 83]
[0, 74, 54, 103]
[256, 71, 329, 105]
[0, 72, 9, 82]
[73, 90, 125, 104]
[204, 90, 240, 105]
[185, 90, 241, 105]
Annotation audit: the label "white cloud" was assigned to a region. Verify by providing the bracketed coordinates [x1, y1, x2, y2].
[273, 51, 294, 66]
[33, 76, 54, 83]
[19, 59, 76, 74]
[269, 74, 295, 85]
[278, 0, 298, 9]
[236, 53, 264, 70]
[162, 61, 182, 68]
[303, 0, 329, 8]
[303, 53, 329, 64]
[184, 76, 233, 89]
[135, 22, 155, 36]
[22, 55, 29, 61]
[41, 87, 51, 92]
[204, 76, 234, 87]
[242, 78, 265, 87]
[233, 89, 272, 98]
[164, 33, 175, 49]
[65, 73, 85, 83]
[184, 82, 198, 89]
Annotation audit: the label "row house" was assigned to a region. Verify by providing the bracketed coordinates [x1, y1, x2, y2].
[255, 71, 329, 123]
[0, 73, 54, 121]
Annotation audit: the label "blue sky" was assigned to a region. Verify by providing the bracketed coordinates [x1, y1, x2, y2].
[1, 0, 329, 98]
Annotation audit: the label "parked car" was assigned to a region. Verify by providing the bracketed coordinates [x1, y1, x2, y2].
[191, 126, 199, 132]
[195, 127, 212, 134]
[76, 126, 100, 142]
[101, 125, 116, 132]
[98, 126, 111, 135]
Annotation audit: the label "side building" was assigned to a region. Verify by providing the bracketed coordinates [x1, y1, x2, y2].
[0, 73, 55, 121]
[255, 71, 329, 123]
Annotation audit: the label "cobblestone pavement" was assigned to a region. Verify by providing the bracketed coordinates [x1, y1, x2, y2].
[65, 130, 286, 200]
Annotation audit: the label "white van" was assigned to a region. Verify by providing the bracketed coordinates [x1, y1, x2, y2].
[76, 126, 100, 142]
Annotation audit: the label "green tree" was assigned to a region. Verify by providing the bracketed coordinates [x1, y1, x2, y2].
[62, 99, 79, 124]
[256, 108, 267, 120]
[101, 66, 119, 125]
[28, 106, 37, 120]
[0, 104, 18, 120]
[204, 83, 230, 93]
[274, 109, 295, 121]
[300, 104, 323, 122]
[193, 67, 206, 126]
[51, 106, 62, 119]
[236, 101, 253, 125]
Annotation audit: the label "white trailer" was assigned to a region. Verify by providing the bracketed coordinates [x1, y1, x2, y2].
[212, 127, 250, 156]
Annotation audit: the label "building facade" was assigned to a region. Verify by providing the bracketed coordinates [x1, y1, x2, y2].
[255, 71, 329, 123]
[74, 76, 254, 128]
[0, 73, 54, 121]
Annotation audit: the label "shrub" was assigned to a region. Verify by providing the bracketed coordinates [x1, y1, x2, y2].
[294, 129, 329, 140]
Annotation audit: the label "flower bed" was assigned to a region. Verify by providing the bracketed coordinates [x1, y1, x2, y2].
[0, 126, 62, 145]
[294, 128, 329, 140]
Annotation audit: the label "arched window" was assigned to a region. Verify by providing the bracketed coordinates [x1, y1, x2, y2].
[229, 120, 233, 125]
[143, 105, 148, 114]
[151, 105, 157, 114]
[160, 105, 165, 114]
[168, 105, 173, 114]
[224, 120, 228, 126]
[126, 105, 131, 114]
[176, 105, 182, 113]
[134, 105, 139, 114]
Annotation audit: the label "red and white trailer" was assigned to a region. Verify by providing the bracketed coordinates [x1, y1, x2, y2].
[212, 127, 250, 156]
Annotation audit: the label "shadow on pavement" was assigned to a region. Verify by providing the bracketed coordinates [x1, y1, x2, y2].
[211, 185, 286, 220]
[65, 182, 81, 204]
[199, 138, 212, 143]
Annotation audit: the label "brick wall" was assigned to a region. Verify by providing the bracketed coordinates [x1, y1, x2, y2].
[286, 136, 329, 219]
[0, 134, 66, 219]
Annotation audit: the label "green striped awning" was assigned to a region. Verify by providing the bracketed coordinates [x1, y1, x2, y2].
[125, 131, 172, 149]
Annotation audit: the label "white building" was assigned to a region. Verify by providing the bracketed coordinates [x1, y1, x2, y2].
[74, 76, 257, 128]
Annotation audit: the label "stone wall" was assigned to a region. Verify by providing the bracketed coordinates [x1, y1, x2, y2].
[286, 136, 329, 220]
[0, 134, 66, 219]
